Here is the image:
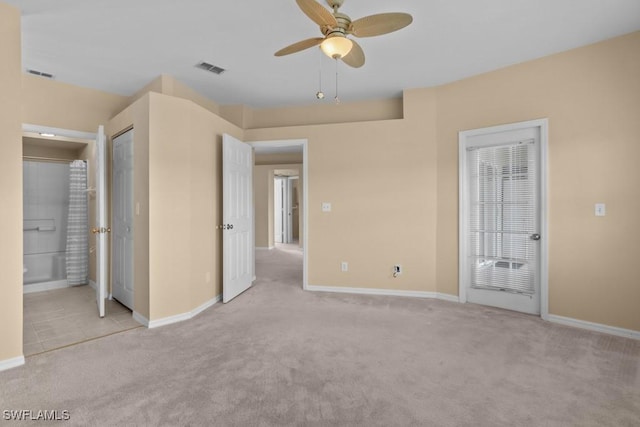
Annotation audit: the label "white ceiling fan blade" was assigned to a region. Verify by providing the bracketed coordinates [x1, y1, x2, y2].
[274, 37, 324, 56]
[296, 0, 337, 28]
[341, 39, 365, 68]
[350, 13, 413, 38]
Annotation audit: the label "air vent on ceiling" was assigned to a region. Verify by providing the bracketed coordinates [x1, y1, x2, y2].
[27, 69, 54, 79]
[195, 62, 226, 75]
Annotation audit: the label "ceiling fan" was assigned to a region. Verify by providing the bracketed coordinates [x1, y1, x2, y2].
[275, 0, 413, 68]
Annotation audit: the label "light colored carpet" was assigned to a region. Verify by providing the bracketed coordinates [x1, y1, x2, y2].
[1, 246, 639, 426]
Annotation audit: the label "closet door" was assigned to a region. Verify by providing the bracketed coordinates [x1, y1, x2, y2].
[111, 129, 134, 310]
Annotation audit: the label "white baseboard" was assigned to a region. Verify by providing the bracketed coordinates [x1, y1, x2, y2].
[255, 247, 274, 251]
[137, 294, 222, 329]
[436, 293, 461, 303]
[89, 280, 97, 291]
[0, 356, 25, 372]
[306, 285, 639, 340]
[190, 295, 221, 318]
[132, 311, 149, 327]
[548, 314, 640, 340]
[307, 285, 460, 301]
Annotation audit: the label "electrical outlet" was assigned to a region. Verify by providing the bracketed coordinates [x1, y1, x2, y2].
[341, 261, 348, 272]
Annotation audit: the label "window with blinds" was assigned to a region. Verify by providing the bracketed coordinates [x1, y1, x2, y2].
[467, 140, 537, 295]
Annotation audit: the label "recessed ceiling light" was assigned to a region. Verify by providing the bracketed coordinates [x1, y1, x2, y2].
[39, 133, 56, 137]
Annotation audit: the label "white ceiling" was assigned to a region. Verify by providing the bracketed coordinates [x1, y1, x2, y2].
[6, 0, 640, 109]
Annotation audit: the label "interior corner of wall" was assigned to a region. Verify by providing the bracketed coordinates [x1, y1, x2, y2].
[160, 74, 175, 96]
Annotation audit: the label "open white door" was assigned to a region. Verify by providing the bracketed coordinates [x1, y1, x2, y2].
[94, 125, 107, 318]
[222, 134, 254, 303]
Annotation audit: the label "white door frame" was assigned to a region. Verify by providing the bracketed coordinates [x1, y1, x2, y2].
[22, 124, 106, 316]
[458, 119, 549, 320]
[249, 139, 309, 290]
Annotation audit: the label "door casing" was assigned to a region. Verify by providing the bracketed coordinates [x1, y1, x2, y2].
[458, 119, 549, 319]
[249, 139, 308, 290]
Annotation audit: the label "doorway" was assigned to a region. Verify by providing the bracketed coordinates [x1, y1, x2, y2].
[22, 127, 93, 294]
[21, 124, 140, 356]
[459, 119, 548, 317]
[251, 139, 308, 289]
[274, 174, 299, 245]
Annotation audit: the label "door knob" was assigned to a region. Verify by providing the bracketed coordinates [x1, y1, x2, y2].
[530, 233, 541, 241]
[91, 227, 112, 234]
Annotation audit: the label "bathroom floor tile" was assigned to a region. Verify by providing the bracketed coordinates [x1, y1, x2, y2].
[110, 312, 143, 328]
[23, 284, 141, 355]
[23, 342, 45, 357]
[23, 324, 40, 345]
[40, 331, 87, 352]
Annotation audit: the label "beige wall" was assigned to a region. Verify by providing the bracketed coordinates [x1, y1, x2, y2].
[247, 98, 403, 129]
[247, 102, 439, 291]
[246, 32, 640, 332]
[22, 142, 84, 160]
[0, 3, 23, 362]
[129, 75, 222, 119]
[255, 152, 303, 165]
[435, 31, 640, 331]
[109, 92, 244, 321]
[23, 74, 128, 133]
[254, 166, 274, 249]
[146, 92, 244, 320]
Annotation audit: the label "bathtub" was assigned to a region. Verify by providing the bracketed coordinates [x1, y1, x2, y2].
[23, 252, 68, 293]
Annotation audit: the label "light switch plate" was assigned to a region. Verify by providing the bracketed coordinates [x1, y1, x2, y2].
[322, 202, 332, 212]
[595, 203, 606, 217]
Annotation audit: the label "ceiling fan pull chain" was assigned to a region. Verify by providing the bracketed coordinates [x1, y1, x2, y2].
[334, 58, 340, 104]
[316, 48, 325, 100]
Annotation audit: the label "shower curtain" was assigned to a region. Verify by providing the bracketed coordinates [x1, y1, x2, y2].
[66, 160, 89, 286]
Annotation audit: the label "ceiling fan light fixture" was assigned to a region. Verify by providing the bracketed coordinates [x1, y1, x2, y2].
[320, 36, 353, 59]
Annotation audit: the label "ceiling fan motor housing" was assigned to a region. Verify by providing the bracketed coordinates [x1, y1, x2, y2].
[326, 0, 345, 9]
[322, 12, 351, 36]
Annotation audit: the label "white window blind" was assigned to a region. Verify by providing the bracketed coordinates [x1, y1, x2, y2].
[467, 140, 537, 294]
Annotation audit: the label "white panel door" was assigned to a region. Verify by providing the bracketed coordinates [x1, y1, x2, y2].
[95, 126, 107, 318]
[284, 178, 293, 243]
[112, 130, 134, 310]
[223, 134, 254, 303]
[460, 121, 546, 315]
[274, 177, 284, 244]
